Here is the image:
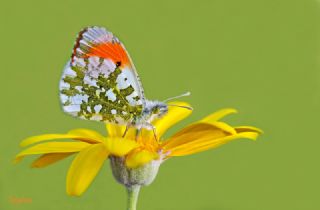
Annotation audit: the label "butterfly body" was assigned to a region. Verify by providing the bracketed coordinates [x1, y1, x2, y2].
[59, 26, 168, 130]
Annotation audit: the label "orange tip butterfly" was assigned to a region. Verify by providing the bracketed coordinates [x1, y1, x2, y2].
[59, 26, 191, 137]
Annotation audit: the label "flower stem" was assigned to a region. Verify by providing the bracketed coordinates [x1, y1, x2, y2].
[126, 185, 141, 210]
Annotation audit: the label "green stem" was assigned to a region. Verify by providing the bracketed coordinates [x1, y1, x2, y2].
[126, 185, 141, 210]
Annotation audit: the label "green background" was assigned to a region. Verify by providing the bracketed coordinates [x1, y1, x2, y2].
[1, 0, 319, 209]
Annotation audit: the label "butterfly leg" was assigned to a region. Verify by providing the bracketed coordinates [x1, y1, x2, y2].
[153, 128, 158, 141]
[145, 123, 158, 141]
[122, 125, 130, 138]
[151, 125, 158, 142]
[135, 129, 141, 140]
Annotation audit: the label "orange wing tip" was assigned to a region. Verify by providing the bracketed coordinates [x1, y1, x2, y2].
[71, 26, 130, 67]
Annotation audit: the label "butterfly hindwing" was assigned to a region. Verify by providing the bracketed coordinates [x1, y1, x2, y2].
[59, 26, 145, 124]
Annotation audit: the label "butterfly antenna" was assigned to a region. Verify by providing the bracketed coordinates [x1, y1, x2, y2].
[167, 104, 193, 110]
[163, 91, 191, 102]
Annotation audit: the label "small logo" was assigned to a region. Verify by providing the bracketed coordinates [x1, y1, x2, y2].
[9, 196, 32, 204]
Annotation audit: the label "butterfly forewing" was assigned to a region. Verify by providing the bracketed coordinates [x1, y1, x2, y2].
[60, 26, 145, 124]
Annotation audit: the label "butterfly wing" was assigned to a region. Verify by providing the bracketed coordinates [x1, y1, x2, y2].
[60, 26, 145, 124]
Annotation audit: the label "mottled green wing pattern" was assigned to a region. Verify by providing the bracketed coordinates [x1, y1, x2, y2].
[59, 27, 145, 124]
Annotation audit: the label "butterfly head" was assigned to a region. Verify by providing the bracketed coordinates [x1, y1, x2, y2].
[143, 101, 168, 123]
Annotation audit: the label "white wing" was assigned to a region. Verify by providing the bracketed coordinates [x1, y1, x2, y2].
[59, 26, 145, 123]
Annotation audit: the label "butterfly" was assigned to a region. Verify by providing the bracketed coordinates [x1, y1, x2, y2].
[59, 26, 191, 137]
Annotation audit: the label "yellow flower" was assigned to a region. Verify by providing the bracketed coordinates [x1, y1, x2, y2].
[15, 101, 262, 197]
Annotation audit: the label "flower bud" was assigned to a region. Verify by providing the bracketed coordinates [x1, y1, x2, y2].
[109, 156, 161, 187]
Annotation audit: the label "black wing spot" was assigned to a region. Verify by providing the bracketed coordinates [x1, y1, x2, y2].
[116, 61, 122, 67]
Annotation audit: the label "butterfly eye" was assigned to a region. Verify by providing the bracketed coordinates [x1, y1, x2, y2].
[152, 107, 160, 114]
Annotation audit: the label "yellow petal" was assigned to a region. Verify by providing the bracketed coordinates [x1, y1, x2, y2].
[234, 126, 263, 134]
[209, 121, 236, 135]
[125, 149, 159, 168]
[201, 108, 238, 123]
[170, 121, 236, 142]
[150, 101, 192, 139]
[15, 142, 90, 163]
[163, 120, 261, 157]
[20, 133, 100, 147]
[105, 124, 137, 140]
[162, 123, 230, 149]
[162, 109, 262, 157]
[32, 153, 74, 168]
[167, 132, 259, 156]
[68, 129, 105, 142]
[103, 138, 139, 156]
[106, 124, 125, 138]
[67, 143, 109, 196]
